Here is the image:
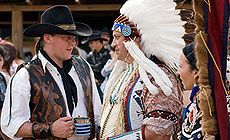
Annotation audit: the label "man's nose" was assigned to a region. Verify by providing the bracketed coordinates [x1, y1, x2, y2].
[111, 39, 117, 48]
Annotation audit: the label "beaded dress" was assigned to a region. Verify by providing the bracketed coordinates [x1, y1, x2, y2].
[180, 86, 204, 140]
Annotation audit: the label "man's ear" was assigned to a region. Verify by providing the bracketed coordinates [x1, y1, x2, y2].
[135, 36, 141, 43]
[135, 36, 142, 49]
[43, 34, 51, 43]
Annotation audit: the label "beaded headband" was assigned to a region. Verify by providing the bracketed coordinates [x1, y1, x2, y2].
[112, 23, 132, 37]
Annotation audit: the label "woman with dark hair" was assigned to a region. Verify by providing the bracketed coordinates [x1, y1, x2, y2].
[177, 42, 203, 140]
[0, 41, 17, 82]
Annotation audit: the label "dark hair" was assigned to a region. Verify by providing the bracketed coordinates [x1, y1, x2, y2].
[35, 38, 43, 54]
[182, 42, 198, 70]
[0, 45, 5, 59]
[0, 41, 17, 74]
[35, 34, 56, 54]
[101, 27, 110, 35]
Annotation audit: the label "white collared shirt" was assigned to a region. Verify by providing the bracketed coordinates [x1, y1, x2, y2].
[1, 52, 101, 139]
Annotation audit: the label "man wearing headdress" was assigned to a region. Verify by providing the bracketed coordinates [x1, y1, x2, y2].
[1, 5, 101, 140]
[99, 0, 185, 139]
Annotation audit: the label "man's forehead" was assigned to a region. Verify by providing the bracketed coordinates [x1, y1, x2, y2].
[101, 34, 110, 37]
[113, 31, 122, 36]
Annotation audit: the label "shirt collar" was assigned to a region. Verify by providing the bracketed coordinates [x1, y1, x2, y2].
[37, 51, 74, 73]
[37, 51, 53, 73]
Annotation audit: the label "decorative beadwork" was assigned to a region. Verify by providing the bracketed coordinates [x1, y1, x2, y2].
[112, 22, 132, 37]
[56, 24, 76, 30]
[100, 62, 139, 139]
[146, 110, 178, 123]
[180, 86, 204, 140]
[110, 62, 138, 103]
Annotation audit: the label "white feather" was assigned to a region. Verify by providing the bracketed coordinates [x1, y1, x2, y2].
[124, 40, 172, 96]
[118, 0, 185, 95]
[120, 0, 185, 71]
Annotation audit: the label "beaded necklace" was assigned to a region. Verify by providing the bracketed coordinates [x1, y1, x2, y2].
[100, 61, 138, 138]
[110, 62, 138, 103]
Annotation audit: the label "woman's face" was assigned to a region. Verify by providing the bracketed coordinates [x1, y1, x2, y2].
[177, 53, 198, 90]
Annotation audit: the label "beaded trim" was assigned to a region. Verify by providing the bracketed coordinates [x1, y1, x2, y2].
[100, 62, 139, 138]
[112, 23, 132, 37]
[183, 110, 202, 133]
[146, 110, 179, 123]
[56, 24, 76, 30]
[110, 62, 138, 103]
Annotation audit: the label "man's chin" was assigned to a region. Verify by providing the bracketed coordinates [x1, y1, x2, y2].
[65, 55, 72, 60]
[117, 57, 125, 61]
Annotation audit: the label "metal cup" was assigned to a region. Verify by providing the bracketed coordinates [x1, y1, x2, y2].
[73, 117, 91, 140]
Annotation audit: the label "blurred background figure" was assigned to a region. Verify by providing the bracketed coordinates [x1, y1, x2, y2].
[0, 41, 17, 83]
[101, 27, 111, 50]
[23, 51, 33, 63]
[82, 30, 111, 103]
[15, 51, 25, 65]
[100, 46, 117, 99]
[22, 47, 33, 63]
[0, 45, 11, 140]
[72, 36, 88, 59]
[3, 37, 25, 66]
[0, 46, 6, 107]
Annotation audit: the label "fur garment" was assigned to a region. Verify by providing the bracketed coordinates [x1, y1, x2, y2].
[193, 0, 218, 138]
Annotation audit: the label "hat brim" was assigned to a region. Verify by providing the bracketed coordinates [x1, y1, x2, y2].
[23, 22, 92, 37]
[81, 37, 108, 44]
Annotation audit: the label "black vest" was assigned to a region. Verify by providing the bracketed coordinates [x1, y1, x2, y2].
[13, 56, 95, 140]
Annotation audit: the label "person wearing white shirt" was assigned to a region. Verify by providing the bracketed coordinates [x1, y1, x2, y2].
[1, 5, 101, 140]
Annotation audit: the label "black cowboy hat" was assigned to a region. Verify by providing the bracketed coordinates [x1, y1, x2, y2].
[23, 5, 92, 37]
[81, 30, 108, 44]
[101, 27, 110, 35]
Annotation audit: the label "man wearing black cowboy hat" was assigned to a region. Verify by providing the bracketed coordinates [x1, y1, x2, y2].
[101, 27, 112, 50]
[82, 30, 111, 103]
[1, 5, 101, 140]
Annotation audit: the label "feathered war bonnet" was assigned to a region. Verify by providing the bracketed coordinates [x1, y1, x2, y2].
[111, 0, 185, 96]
